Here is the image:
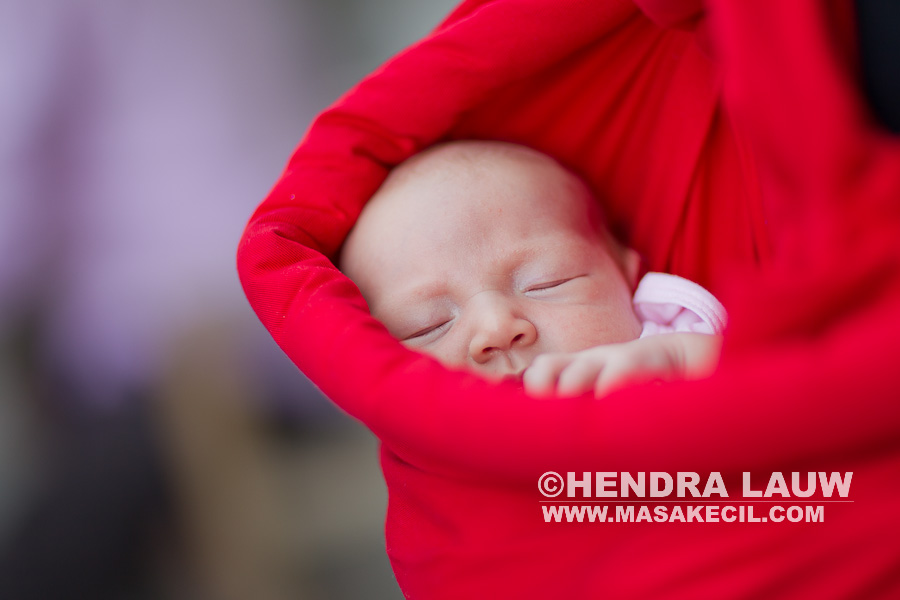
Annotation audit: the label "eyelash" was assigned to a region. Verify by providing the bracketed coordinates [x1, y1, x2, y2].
[527, 278, 573, 292]
[406, 320, 451, 340]
[403, 276, 580, 339]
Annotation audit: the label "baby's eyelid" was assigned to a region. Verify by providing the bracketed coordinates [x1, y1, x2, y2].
[526, 277, 573, 292]
[405, 319, 452, 341]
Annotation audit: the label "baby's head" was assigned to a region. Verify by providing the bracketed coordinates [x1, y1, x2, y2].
[339, 141, 642, 380]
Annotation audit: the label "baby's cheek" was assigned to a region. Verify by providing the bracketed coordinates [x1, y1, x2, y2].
[545, 306, 640, 352]
[402, 338, 451, 367]
[430, 331, 473, 368]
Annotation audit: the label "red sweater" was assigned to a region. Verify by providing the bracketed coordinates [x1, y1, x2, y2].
[238, 1, 900, 597]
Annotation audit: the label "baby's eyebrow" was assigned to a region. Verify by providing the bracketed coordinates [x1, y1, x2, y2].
[376, 280, 448, 316]
[382, 247, 544, 313]
[376, 241, 554, 315]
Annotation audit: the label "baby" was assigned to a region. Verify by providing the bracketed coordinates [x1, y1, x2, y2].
[339, 141, 724, 397]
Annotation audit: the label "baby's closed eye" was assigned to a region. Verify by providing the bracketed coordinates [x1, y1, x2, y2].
[404, 319, 452, 341]
[526, 278, 572, 291]
[523, 274, 587, 295]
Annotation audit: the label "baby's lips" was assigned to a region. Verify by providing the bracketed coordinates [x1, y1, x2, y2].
[500, 370, 525, 387]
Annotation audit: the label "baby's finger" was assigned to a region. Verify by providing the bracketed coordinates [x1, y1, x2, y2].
[593, 363, 631, 397]
[593, 360, 664, 397]
[556, 359, 605, 397]
[523, 354, 570, 398]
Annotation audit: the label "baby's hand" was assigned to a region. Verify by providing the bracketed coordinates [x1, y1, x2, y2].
[522, 333, 722, 398]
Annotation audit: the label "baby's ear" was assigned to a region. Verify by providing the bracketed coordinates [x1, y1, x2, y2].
[617, 246, 642, 289]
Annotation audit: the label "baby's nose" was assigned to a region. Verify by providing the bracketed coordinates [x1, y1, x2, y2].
[467, 295, 537, 364]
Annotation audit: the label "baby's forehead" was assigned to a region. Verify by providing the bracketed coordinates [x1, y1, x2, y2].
[381, 141, 596, 221]
[340, 141, 608, 294]
[395, 141, 566, 185]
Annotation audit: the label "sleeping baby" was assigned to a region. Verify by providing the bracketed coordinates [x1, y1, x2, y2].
[339, 141, 726, 397]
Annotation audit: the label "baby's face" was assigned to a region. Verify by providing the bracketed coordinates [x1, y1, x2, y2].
[340, 143, 642, 381]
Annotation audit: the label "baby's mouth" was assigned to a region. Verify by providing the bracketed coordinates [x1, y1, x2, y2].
[501, 370, 525, 385]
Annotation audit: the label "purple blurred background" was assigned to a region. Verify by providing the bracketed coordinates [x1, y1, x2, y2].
[0, 1, 457, 598]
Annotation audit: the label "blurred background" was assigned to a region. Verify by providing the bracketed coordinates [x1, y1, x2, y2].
[0, 0, 458, 598]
